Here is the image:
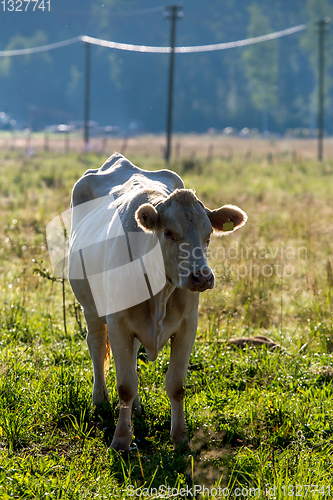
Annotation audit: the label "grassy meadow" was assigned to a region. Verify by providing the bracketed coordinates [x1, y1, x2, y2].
[0, 141, 333, 498]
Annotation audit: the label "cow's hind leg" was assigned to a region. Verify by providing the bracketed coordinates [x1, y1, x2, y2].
[107, 317, 138, 452]
[85, 311, 110, 405]
[165, 319, 197, 450]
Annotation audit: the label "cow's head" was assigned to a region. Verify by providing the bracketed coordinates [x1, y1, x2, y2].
[135, 189, 247, 292]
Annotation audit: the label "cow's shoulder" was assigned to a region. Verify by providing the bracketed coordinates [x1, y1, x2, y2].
[142, 168, 184, 192]
[72, 152, 184, 208]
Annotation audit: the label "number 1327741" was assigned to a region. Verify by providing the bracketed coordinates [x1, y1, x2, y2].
[2, 0, 50, 11]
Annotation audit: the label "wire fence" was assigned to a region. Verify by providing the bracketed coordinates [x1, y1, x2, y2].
[0, 130, 328, 162]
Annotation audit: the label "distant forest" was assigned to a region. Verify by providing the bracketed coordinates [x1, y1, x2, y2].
[0, 0, 332, 134]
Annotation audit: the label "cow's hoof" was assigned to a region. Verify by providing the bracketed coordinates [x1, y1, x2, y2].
[172, 431, 189, 452]
[111, 436, 132, 453]
[92, 395, 110, 407]
[132, 395, 141, 414]
[174, 439, 190, 454]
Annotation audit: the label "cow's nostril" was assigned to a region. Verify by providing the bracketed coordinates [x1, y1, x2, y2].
[189, 270, 213, 290]
[192, 274, 201, 284]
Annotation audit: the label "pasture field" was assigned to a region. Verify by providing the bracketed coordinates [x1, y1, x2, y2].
[0, 144, 333, 498]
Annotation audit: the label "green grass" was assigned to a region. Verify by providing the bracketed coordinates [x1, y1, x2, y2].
[0, 148, 333, 498]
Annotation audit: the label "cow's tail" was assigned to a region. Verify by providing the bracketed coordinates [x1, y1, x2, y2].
[104, 324, 111, 375]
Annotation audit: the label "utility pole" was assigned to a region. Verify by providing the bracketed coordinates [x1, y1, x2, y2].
[84, 42, 91, 147]
[164, 5, 183, 164]
[317, 18, 330, 162]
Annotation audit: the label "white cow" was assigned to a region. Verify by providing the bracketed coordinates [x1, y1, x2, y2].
[68, 152, 247, 451]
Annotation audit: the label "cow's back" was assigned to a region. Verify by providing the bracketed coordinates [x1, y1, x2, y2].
[71, 152, 184, 208]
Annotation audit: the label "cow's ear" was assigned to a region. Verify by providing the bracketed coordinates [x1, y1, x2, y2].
[206, 204, 247, 235]
[135, 204, 160, 232]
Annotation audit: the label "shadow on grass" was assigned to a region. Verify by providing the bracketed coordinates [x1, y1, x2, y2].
[96, 404, 233, 491]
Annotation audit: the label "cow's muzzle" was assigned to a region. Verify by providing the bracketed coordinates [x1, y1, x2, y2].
[188, 269, 215, 292]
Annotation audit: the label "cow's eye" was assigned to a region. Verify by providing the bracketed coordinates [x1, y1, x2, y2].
[164, 230, 175, 241]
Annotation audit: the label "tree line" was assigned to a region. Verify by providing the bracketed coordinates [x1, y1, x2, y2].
[0, 0, 332, 134]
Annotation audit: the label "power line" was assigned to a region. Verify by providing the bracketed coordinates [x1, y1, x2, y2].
[52, 6, 165, 18]
[0, 36, 81, 57]
[174, 24, 306, 53]
[1, 21, 308, 151]
[0, 24, 306, 57]
[110, 6, 165, 17]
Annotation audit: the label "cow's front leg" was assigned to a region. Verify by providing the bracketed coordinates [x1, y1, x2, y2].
[165, 318, 197, 450]
[85, 311, 110, 405]
[107, 316, 138, 452]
